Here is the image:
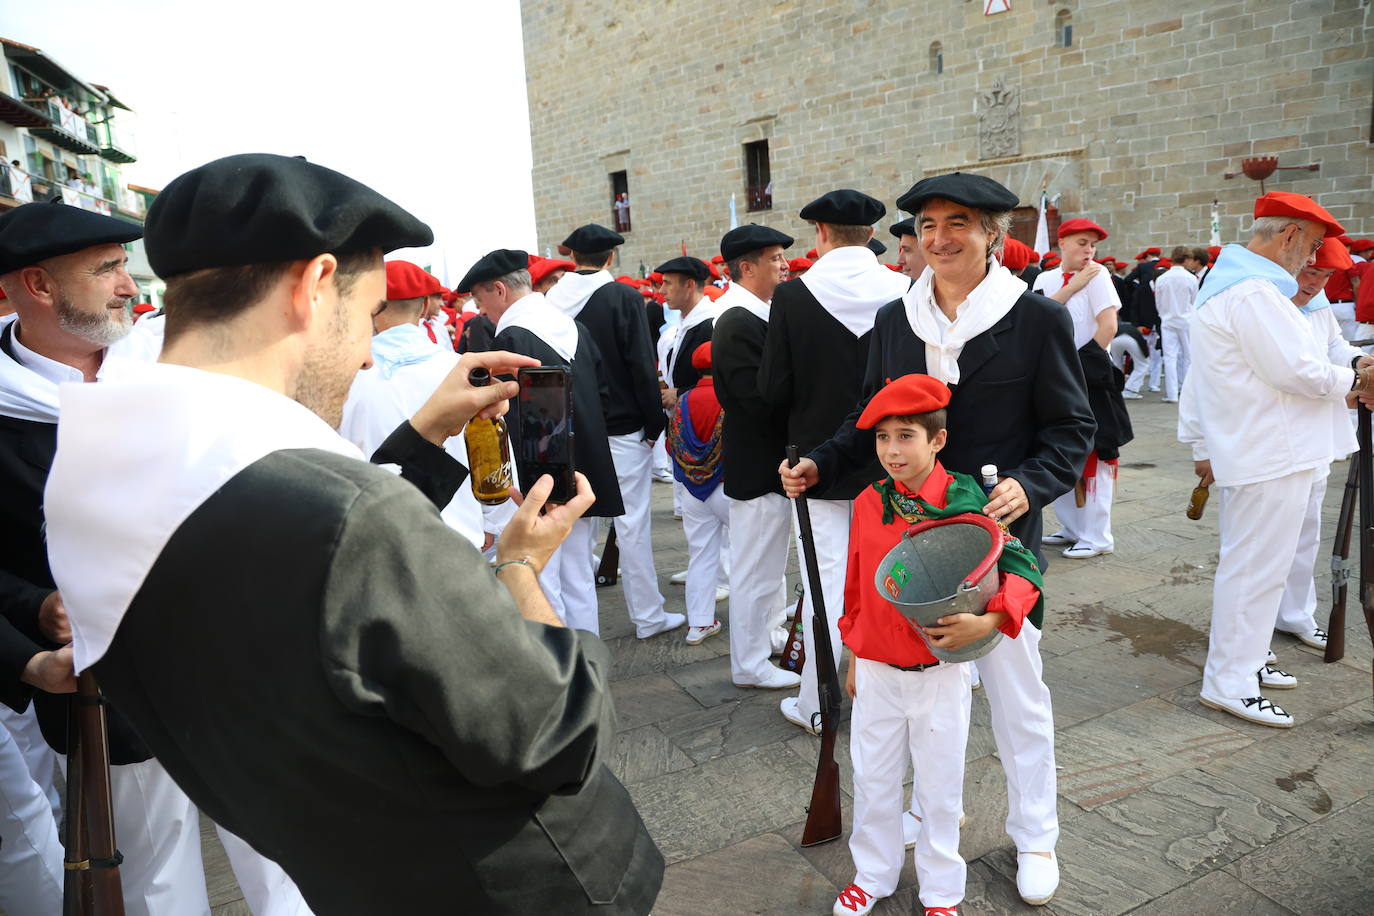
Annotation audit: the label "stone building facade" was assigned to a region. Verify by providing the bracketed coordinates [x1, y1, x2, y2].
[521, 0, 1372, 270]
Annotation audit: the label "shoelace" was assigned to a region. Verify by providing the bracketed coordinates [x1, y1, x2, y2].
[1314, 627, 1328, 640]
[926, 908, 959, 916]
[837, 885, 873, 911]
[1242, 696, 1288, 716]
[1260, 663, 1291, 679]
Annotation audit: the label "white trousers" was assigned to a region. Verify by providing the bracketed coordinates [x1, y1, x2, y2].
[1161, 319, 1190, 401]
[1332, 301, 1360, 344]
[1108, 334, 1148, 395]
[1275, 472, 1327, 637]
[1051, 462, 1115, 552]
[607, 432, 669, 632]
[794, 499, 852, 721]
[651, 435, 671, 477]
[910, 624, 1058, 851]
[542, 516, 600, 634]
[1145, 330, 1163, 388]
[727, 493, 792, 682]
[0, 722, 61, 915]
[850, 659, 969, 907]
[1205, 468, 1322, 699]
[0, 704, 60, 821]
[215, 827, 314, 916]
[681, 485, 730, 627]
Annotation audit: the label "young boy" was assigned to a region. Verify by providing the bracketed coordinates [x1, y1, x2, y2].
[833, 373, 1044, 916]
[667, 341, 727, 644]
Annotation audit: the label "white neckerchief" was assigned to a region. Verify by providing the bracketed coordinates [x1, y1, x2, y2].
[494, 291, 579, 361]
[799, 245, 910, 337]
[714, 281, 770, 323]
[0, 321, 116, 423]
[904, 263, 1028, 385]
[45, 358, 362, 673]
[544, 269, 614, 319]
[369, 322, 444, 379]
[667, 297, 721, 381]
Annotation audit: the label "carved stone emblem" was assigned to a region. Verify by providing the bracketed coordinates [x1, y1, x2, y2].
[978, 76, 1021, 160]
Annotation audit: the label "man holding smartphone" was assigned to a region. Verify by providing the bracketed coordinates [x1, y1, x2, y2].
[43, 155, 664, 915]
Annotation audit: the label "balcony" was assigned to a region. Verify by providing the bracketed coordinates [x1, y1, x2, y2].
[30, 100, 101, 155]
[0, 91, 48, 128]
[746, 183, 772, 212]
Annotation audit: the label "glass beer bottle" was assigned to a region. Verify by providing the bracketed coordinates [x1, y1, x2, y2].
[464, 368, 513, 505]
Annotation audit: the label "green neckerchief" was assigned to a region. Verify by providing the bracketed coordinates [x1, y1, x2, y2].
[871, 470, 1045, 629]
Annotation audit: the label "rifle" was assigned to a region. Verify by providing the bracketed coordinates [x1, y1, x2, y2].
[786, 445, 843, 847]
[595, 525, 619, 587]
[1326, 457, 1358, 663]
[1359, 405, 1374, 701]
[63, 672, 125, 915]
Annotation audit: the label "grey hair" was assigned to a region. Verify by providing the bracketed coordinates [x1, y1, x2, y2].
[480, 269, 532, 292]
[915, 205, 1013, 256]
[1251, 216, 1297, 241]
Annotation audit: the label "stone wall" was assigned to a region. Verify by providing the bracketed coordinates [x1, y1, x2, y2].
[522, 0, 1373, 270]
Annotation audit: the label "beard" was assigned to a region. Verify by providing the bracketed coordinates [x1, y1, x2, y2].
[290, 300, 359, 429]
[56, 294, 133, 347]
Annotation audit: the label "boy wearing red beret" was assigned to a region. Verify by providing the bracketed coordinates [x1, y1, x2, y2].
[832, 373, 1043, 916]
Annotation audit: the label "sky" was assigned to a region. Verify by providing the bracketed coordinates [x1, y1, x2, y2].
[0, 0, 538, 285]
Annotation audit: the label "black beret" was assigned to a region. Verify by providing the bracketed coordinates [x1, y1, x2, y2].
[561, 224, 624, 253]
[719, 224, 794, 261]
[866, 238, 888, 256]
[0, 201, 142, 275]
[655, 256, 711, 283]
[457, 249, 529, 294]
[896, 172, 1019, 215]
[144, 153, 432, 278]
[799, 189, 886, 226]
[888, 217, 916, 239]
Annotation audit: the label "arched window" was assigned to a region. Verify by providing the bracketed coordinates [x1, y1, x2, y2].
[929, 41, 944, 75]
[1056, 10, 1073, 47]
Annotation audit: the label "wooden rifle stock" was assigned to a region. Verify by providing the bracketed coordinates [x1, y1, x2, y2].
[1326, 457, 1358, 662]
[63, 672, 125, 915]
[787, 446, 843, 847]
[595, 525, 619, 587]
[1360, 406, 1374, 700]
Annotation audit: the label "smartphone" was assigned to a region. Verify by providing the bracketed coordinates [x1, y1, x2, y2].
[516, 366, 576, 503]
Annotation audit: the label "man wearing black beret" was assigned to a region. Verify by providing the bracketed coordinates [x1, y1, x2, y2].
[545, 225, 678, 641]
[0, 200, 227, 913]
[459, 247, 655, 641]
[889, 216, 926, 283]
[709, 224, 802, 687]
[42, 155, 664, 915]
[759, 188, 908, 732]
[784, 171, 1094, 907]
[656, 256, 720, 399]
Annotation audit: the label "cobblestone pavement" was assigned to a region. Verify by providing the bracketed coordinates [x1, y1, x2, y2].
[199, 398, 1374, 915]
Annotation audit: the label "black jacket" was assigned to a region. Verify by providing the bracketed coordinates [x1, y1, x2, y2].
[711, 307, 788, 500]
[573, 278, 665, 439]
[1078, 341, 1134, 460]
[1123, 259, 1161, 328]
[95, 449, 662, 915]
[759, 278, 881, 500]
[809, 291, 1096, 566]
[667, 318, 715, 393]
[495, 325, 625, 517]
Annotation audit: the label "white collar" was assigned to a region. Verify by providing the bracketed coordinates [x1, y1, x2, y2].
[799, 245, 910, 337]
[10, 324, 87, 387]
[494, 291, 580, 361]
[45, 358, 363, 672]
[903, 263, 1027, 385]
[676, 297, 721, 334]
[544, 269, 614, 319]
[715, 282, 770, 322]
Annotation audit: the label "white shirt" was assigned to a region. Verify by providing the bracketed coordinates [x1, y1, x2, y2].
[10, 325, 85, 386]
[1153, 265, 1200, 324]
[1178, 277, 1355, 486]
[666, 297, 721, 382]
[713, 281, 770, 323]
[1032, 266, 1119, 348]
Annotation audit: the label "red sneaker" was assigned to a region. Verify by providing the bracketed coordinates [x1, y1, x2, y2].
[926, 908, 959, 916]
[833, 883, 878, 916]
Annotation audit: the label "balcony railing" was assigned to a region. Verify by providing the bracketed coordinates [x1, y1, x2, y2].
[27, 99, 102, 155]
[0, 163, 144, 219]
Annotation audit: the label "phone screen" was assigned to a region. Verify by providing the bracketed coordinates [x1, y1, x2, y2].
[517, 367, 576, 502]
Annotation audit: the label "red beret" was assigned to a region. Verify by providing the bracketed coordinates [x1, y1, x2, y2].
[647, 271, 664, 284]
[1253, 191, 1344, 238]
[1044, 254, 1062, 268]
[788, 257, 814, 272]
[805, 248, 819, 260]
[857, 374, 952, 429]
[1350, 238, 1374, 254]
[1113, 260, 1128, 270]
[1313, 237, 1353, 270]
[884, 263, 903, 271]
[528, 257, 575, 286]
[385, 260, 443, 300]
[1207, 245, 1221, 260]
[1029, 250, 1040, 260]
[1057, 218, 1107, 241]
[691, 341, 712, 370]
[999, 237, 1033, 271]
[1339, 235, 1354, 246]
[702, 259, 721, 281]
[1157, 258, 1174, 269]
[615, 274, 639, 286]
[702, 284, 725, 301]
[132, 302, 155, 314]
[709, 255, 725, 264]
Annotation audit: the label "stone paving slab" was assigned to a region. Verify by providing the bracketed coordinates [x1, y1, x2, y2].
[1125, 870, 1298, 916]
[654, 833, 838, 916]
